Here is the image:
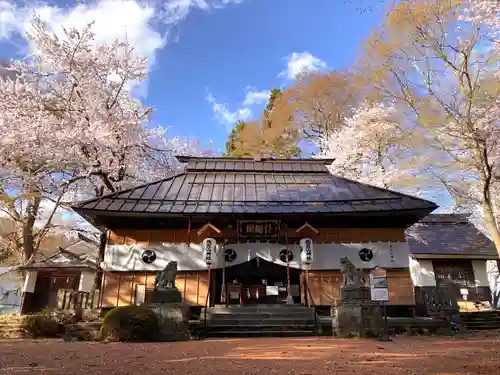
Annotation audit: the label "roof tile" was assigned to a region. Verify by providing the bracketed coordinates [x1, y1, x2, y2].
[408, 215, 497, 258]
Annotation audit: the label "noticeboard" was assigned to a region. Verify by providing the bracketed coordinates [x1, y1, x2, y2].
[370, 267, 389, 302]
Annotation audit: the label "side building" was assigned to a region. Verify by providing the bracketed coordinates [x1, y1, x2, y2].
[71, 156, 438, 315]
[408, 214, 498, 314]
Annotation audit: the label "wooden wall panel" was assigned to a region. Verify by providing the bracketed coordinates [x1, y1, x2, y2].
[184, 274, 200, 305]
[101, 273, 120, 308]
[387, 270, 415, 305]
[107, 227, 405, 246]
[117, 274, 134, 307]
[307, 271, 343, 306]
[101, 271, 210, 308]
[305, 269, 414, 306]
[197, 272, 209, 306]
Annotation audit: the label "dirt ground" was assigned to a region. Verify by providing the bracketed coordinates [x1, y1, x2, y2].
[0, 335, 499, 375]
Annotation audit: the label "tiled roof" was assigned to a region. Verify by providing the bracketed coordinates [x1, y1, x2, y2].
[73, 156, 438, 215]
[408, 214, 497, 258]
[20, 248, 98, 270]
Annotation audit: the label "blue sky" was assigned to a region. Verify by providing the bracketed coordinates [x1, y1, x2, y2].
[0, 0, 390, 152]
[0, 0, 458, 214]
[154, 0, 389, 150]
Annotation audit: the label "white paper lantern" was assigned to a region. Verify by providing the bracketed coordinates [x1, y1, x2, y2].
[300, 238, 314, 265]
[202, 238, 216, 265]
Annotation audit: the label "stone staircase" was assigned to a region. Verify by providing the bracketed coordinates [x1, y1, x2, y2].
[459, 311, 500, 331]
[199, 304, 318, 337]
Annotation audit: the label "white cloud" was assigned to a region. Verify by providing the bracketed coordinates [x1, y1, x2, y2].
[0, 1, 17, 39]
[206, 88, 270, 130]
[0, 0, 247, 66]
[0, 0, 165, 66]
[242, 88, 270, 106]
[207, 92, 252, 128]
[279, 52, 327, 80]
[162, 0, 243, 24]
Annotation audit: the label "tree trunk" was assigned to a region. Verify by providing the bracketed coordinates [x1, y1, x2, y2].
[22, 194, 41, 263]
[89, 230, 106, 307]
[483, 199, 500, 258]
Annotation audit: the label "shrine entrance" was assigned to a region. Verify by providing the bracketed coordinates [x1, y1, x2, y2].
[213, 257, 301, 305]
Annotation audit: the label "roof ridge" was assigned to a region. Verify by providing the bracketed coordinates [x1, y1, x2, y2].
[176, 155, 335, 164]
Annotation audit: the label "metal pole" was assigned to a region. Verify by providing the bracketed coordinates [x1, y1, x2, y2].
[284, 226, 293, 304]
[305, 267, 310, 307]
[204, 265, 211, 333]
[222, 245, 226, 306]
[286, 256, 293, 304]
[383, 301, 390, 342]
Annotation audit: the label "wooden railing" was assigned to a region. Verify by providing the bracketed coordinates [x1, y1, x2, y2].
[57, 289, 100, 310]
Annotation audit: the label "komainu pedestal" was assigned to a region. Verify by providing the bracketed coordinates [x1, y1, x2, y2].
[144, 261, 189, 341]
[332, 258, 384, 338]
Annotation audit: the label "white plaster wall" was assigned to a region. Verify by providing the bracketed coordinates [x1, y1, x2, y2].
[409, 257, 436, 287]
[22, 270, 37, 293]
[78, 271, 95, 293]
[0, 268, 22, 315]
[471, 260, 490, 287]
[487, 260, 500, 308]
[103, 241, 411, 271]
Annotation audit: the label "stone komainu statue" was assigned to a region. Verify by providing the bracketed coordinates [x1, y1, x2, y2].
[339, 257, 365, 287]
[154, 261, 178, 290]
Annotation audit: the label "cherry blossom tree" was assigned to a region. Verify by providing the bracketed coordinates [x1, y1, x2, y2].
[357, 0, 500, 255]
[318, 100, 440, 243]
[320, 101, 403, 189]
[0, 17, 203, 264]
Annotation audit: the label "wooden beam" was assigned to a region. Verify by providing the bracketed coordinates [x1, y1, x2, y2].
[197, 222, 222, 236]
[296, 222, 319, 234]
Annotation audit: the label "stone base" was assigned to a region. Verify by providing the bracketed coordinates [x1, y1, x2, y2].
[145, 288, 182, 303]
[333, 300, 384, 338]
[147, 302, 189, 341]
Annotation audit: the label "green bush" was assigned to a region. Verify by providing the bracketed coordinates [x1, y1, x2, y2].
[100, 305, 160, 342]
[22, 313, 64, 338]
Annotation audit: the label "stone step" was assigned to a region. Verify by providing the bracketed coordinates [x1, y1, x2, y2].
[205, 304, 311, 310]
[460, 314, 500, 319]
[202, 313, 314, 321]
[459, 312, 500, 318]
[203, 329, 316, 338]
[202, 307, 314, 315]
[464, 324, 500, 330]
[461, 318, 500, 324]
[206, 319, 316, 327]
[205, 314, 315, 325]
[197, 305, 318, 337]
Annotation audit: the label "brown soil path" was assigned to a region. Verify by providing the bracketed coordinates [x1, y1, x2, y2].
[0, 336, 499, 375]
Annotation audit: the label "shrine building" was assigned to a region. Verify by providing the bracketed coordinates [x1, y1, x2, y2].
[68, 156, 445, 316]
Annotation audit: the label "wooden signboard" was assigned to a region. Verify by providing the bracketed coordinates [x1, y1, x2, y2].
[237, 220, 281, 240]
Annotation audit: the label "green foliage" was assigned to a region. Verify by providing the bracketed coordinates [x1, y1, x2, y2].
[263, 88, 282, 123]
[224, 120, 251, 156]
[100, 305, 160, 342]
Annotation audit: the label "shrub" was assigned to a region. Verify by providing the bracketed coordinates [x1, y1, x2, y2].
[22, 313, 64, 338]
[100, 305, 160, 342]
